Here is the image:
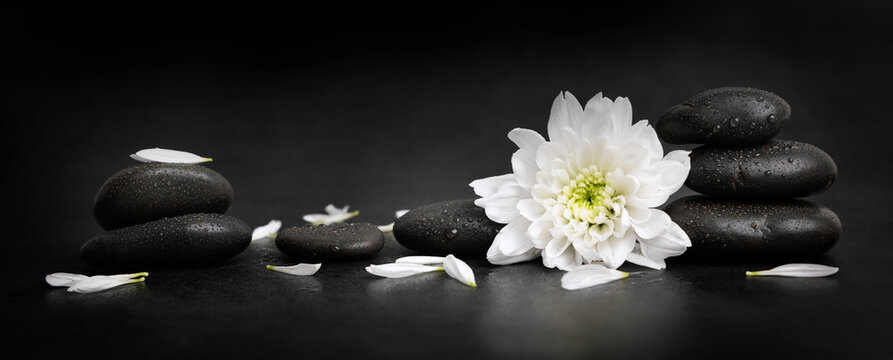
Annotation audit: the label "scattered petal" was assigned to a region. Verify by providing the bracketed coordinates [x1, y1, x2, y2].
[746, 263, 839, 278]
[303, 204, 359, 225]
[252, 220, 282, 240]
[46, 272, 89, 287]
[130, 148, 212, 164]
[395, 256, 447, 265]
[443, 254, 477, 287]
[266, 263, 321, 276]
[561, 264, 628, 290]
[65, 272, 149, 293]
[396, 209, 409, 218]
[365, 263, 443, 278]
[378, 223, 394, 232]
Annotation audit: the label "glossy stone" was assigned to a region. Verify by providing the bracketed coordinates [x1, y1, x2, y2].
[687, 139, 837, 198]
[665, 196, 841, 259]
[82, 213, 251, 269]
[393, 199, 503, 257]
[656, 87, 790, 145]
[94, 163, 234, 230]
[276, 223, 384, 262]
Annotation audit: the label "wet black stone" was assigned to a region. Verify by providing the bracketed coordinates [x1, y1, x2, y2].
[687, 139, 837, 198]
[656, 87, 790, 145]
[393, 199, 503, 257]
[276, 223, 385, 262]
[94, 163, 234, 230]
[665, 196, 841, 259]
[81, 213, 251, 270]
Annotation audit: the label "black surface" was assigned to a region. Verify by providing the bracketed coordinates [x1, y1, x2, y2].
[3, 3, 892, 359]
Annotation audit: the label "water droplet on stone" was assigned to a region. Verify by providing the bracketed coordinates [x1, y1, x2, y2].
[729, 117, 740, 127]
[445, 229, 458, 239]
[764, 170, 772, 176]
[705, 100, 712, 107]
[712, 109, 719, 115]
[330, 245, 342, 253]
[787, 158, 794, 163]
[756, 96, 764, 102]
[766, 114, 777, 123]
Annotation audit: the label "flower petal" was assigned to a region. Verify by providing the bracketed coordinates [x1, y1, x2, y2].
[596, 231, 637, 269]
[66, 272, 149, 293]
[548, 92, 585, 145]
[478, 182, 526, 224]
[496, 218, 535, 256]
[396, 209, 409, 218]
[443, 254, 477, 287]
[267, 263, 321, 276]
[632, 209, 671, 240]
[511, 149, 539, 188]
[561, 264, 628, 290]
[746, 263, 839, 277]
[625, 249, 665, 270]
[252, 220, 282, 240]
[469, 174, 516, 198]
[638, 221, 691, 265]
[365, 263, 443, 278]
[46, 272, 89, 287]
[508, 128, 545, 152]
[378, 223, 394, 232]
[395, 256, 447, 265]
[303, 206, 359, 226]
[130, 148, 212, 164]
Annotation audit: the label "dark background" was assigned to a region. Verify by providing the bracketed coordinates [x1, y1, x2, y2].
[2, 2, 892, 359]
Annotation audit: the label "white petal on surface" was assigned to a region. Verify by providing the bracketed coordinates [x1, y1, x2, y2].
[443, 255, 477, 287]
[66, 272, 149, 293]
[266, 263, 321, 276]
[561, 264, 628, 290]
[395, 256, 447, 265]
[396, 209, 409, 218]
[130, 148, 212, 164]
[325, 204, 350, 215]
[365, 263, 443, 278]
[508, 128, 545, 152]
[252, 220, 282, 240]
[378, 223, 394, 232]
[46, 273, 89, 287]
[746, 263, 839, 278]
[469, 174, 516, 198]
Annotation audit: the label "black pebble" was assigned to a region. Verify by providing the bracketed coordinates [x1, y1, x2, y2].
[276, 223, 384, 262]
[94, 163, 234, 230]
[393, 199, 503, 257]
[656, 87, 790, 145]
[665, 196, 841, 259]
[81, 213, 251, 270]
[687, 139, 837, 198]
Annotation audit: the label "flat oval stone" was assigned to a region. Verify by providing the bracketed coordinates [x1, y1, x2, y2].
[665, 196, 841, 259]
[276, 223, 384, 262]
[656, 87, 790, 145]
[687, 139, 837, 198]
[393, 199, 503, 257]
[94, 163, 234, 230]
[82, 213, 251, 269]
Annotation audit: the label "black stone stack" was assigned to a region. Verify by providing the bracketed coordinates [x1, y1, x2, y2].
[82, 163, 251, 270]
[656, 87, 841, 260]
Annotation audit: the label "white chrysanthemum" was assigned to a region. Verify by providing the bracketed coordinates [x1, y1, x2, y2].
[470, 92, 692, 270]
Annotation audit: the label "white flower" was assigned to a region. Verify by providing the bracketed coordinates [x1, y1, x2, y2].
[267, 263, 321, 276]
[303, 204, 359, 226]
[443, 254, 477, 287]
[130, 148, 212, 163]
[365, 263, 444, 278]
[561, 264, 628, 290]
[470, 92, 692, 271]
[252, 220, 282, 240]
[378, 209, 410, 232]
[46, 272, 148, 293]
[746, 263, 839, 278]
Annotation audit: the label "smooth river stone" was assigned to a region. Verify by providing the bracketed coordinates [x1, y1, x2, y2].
[276, 223, 385, 262]
[687, 139, 837, 198]
[94, 163, 234, 230]
[665, 196, 841, 259]
[656, 87, 790, 145]
[82, 213, 251, 269]
[393, 199, 503, 257]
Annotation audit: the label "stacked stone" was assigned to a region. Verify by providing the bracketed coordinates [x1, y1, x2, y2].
[82, 163, 251, 270]
[656, 87, 841, 260]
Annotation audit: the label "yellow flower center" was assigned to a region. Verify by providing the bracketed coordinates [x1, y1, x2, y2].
[558, 166, 616, 225]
